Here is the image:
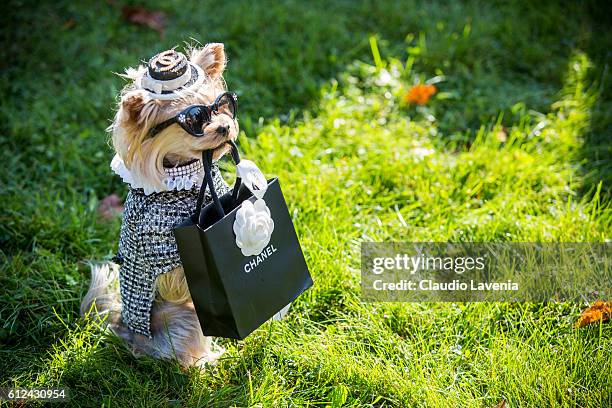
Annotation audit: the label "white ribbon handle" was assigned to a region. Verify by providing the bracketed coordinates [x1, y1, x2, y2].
[236, 159, 268, 200]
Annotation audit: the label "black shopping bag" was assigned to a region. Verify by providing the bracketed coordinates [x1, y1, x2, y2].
[174, 142, 313, 339]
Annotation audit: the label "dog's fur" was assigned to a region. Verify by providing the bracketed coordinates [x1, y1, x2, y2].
[81, 43, 238, 368]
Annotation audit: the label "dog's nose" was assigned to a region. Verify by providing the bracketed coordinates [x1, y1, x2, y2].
[216, 125, 229, 136]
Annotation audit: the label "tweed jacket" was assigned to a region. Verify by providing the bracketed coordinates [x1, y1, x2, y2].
[114, 161, 229, 337]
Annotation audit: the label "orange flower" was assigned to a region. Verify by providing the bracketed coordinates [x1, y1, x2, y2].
[403, 84, 437, 105]
[575, 300, 612, 328]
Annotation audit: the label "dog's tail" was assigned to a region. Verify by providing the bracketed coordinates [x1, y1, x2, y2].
[80, 262, 122, 328]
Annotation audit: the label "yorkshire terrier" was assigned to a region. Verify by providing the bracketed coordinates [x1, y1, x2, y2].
[81, 43, 238, 367]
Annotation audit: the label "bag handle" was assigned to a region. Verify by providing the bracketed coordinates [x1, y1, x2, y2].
[193, 141, 242, 224]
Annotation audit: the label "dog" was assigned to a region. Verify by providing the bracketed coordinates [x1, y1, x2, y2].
[81, 43, 238, 368]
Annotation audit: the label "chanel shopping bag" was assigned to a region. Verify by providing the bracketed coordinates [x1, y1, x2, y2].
[174, 142, 313, 339]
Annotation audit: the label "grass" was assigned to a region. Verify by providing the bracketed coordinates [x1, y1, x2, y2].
[1, 0, 611, 406]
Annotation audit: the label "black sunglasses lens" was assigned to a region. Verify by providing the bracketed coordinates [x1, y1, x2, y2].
[216, 93, 237, 118]
[180, 106, 210, 136]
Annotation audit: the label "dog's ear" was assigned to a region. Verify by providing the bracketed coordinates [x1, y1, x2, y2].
[120, 89, 162, 128]
[112, 88, 163, 167]
[190, 43, 226, 80]
[122, 90, 149, 125]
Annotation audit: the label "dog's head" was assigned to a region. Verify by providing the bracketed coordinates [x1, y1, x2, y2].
[110, 43, 238, 191]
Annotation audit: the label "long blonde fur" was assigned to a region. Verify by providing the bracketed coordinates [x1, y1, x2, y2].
[156, 268, 192, 304]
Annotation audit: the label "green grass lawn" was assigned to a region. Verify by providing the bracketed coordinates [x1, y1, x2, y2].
[1, 0, 611, 406]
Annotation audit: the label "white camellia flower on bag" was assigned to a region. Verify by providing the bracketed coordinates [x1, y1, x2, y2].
[233, 198, 275, 256]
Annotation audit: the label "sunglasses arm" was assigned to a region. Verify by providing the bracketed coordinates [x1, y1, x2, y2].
[147, 117, 177, 138]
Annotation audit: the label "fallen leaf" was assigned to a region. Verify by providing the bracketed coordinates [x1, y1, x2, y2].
[62, 18, 76, 30]
[493, 400, 507, 408]
[122, 5, 166, 34]
[575, 300, 612, 328]
[98, 194, 124, 220]
[403, 84, 437, 105]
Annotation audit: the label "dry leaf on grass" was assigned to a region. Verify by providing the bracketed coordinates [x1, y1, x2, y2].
[62, 18, 76, 30]
[575, 300, 612, 328]
[121, 5, 166, 34]
[493, 400, 507, 408]
[98, 194, 124, 220]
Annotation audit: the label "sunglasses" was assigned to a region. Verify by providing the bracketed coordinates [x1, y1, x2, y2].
[148, 92, 238, 138]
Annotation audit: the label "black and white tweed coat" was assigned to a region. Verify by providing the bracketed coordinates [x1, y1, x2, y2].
[115, 162, 229, 337]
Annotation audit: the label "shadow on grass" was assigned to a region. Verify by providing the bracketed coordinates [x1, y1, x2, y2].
[575, 2, 612, 198]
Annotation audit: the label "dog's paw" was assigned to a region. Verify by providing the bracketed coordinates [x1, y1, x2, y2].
[193, 346, 226, 370]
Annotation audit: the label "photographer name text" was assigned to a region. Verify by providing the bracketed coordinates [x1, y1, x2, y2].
[371, 279, 519, 291]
